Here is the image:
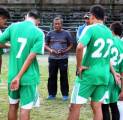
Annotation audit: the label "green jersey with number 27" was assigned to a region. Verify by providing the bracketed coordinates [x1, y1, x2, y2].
[78, 23, 113, 85]
[0, 21, 45, 85]
[111, 36, 123, 73]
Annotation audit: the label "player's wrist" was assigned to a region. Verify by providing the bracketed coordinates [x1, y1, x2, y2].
[50, 49, 53, 53]
[77, 66, 82, 71]
[76, 66, 82, 75]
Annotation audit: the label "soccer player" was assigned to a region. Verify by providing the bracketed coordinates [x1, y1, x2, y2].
[67, 5, 119, 120]
[102, 22, 123, 120]
[0, 10, 44, 120]
[0, 7, 10, 82]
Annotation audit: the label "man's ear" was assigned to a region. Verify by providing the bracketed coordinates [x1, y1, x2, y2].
[91, 14, 95, 21]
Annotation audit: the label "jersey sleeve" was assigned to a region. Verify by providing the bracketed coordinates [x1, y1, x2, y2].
[31, 30, 45, 54]
[0, 25, 11, 43]
[78, 26, 92, 46]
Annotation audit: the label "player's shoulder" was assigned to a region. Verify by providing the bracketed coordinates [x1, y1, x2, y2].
[86, 23, 102, 30]
[9, 21, 21, 27]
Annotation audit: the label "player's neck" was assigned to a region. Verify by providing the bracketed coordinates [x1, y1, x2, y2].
[25, 17, 35, 25]
[93, 19, 103, 24]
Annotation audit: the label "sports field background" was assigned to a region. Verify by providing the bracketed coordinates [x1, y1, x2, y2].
[0, 54, 92, 120]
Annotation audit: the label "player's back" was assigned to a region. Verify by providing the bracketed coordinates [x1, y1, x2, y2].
[83, 23, 113, 65]
[111, 36, 123, 73]
[8, 20, 44, 85]
[80, 23, 113, 85]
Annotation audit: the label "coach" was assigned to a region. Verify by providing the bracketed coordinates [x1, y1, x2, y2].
[45, 16, 73, 101]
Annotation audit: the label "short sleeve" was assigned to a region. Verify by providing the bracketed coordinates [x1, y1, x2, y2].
[66, 31, 73, 44]
[78, 26, 93, 46]
[31, 30, 45, 54]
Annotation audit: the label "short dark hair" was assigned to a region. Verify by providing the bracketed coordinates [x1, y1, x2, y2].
[0, 7, 10, 19]
[90, 5, 105, 20]
[110, 21, 122, 36]
[27, 9, 40, 19]
[53, 16, 63, 24]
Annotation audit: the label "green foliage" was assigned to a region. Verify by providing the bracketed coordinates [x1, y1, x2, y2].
[0, 54, 92, 120]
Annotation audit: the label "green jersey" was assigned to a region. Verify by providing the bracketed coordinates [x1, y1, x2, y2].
[78, 23, 113, 85]
[109, 36, 123, 85]
[0, 21, 45, 85]
[110, 36, 123, 73]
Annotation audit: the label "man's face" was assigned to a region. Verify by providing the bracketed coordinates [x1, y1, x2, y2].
[36, 19, 40, 26]
[88, 14, 95, 25]
[53, 20, 62, 31]
[84, 17, 90, 25]
[0, 16, 7, 28]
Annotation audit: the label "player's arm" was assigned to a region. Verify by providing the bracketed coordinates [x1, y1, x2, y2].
[45, 44, 58, 54]
[110, 62, 121, 84]
[64, 42, 73, 52]
[0, 43, 10, 48]
[66, 31, 73, 52]
[119, 59, 123, 100]
[11, 30, 45, 91]
[59, 31, 73, 54]
[45, 32, 57, 54]
[76, 26, 91, 75]
[10, 53, 36, 91]
[119, 72, 123, 100]
[0, 24, 12, 45]
[76, 43, 88, 75]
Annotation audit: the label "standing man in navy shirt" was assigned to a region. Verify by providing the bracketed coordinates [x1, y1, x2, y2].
[45, 17, 73, 101]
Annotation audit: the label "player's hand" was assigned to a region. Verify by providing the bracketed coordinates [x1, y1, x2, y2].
[76, 66, 89, 76]
[119, 91, 123, 100]
[50, 49, 58, 55]
[114, 72, 121, 85]
[57, 49, 66, 55]
[10, 77, 20, 91]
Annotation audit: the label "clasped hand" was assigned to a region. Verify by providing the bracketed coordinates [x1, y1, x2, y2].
[50, 48, 66, 56]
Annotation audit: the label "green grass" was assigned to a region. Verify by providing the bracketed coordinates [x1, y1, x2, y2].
[0, 54, 92, 120]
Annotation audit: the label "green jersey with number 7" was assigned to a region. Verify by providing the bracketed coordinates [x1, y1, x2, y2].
[78, 23, 113, 85]
[0, 21, 45, 85]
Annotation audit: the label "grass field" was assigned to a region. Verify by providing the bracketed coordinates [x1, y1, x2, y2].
[0, 54, 92, 120]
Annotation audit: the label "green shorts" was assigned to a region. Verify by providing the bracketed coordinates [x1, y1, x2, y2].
[71, 82, 108, 104]
[8, 84, 40, 109]
[103, 74, 121, 104]
[104, 84, 120, 104]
